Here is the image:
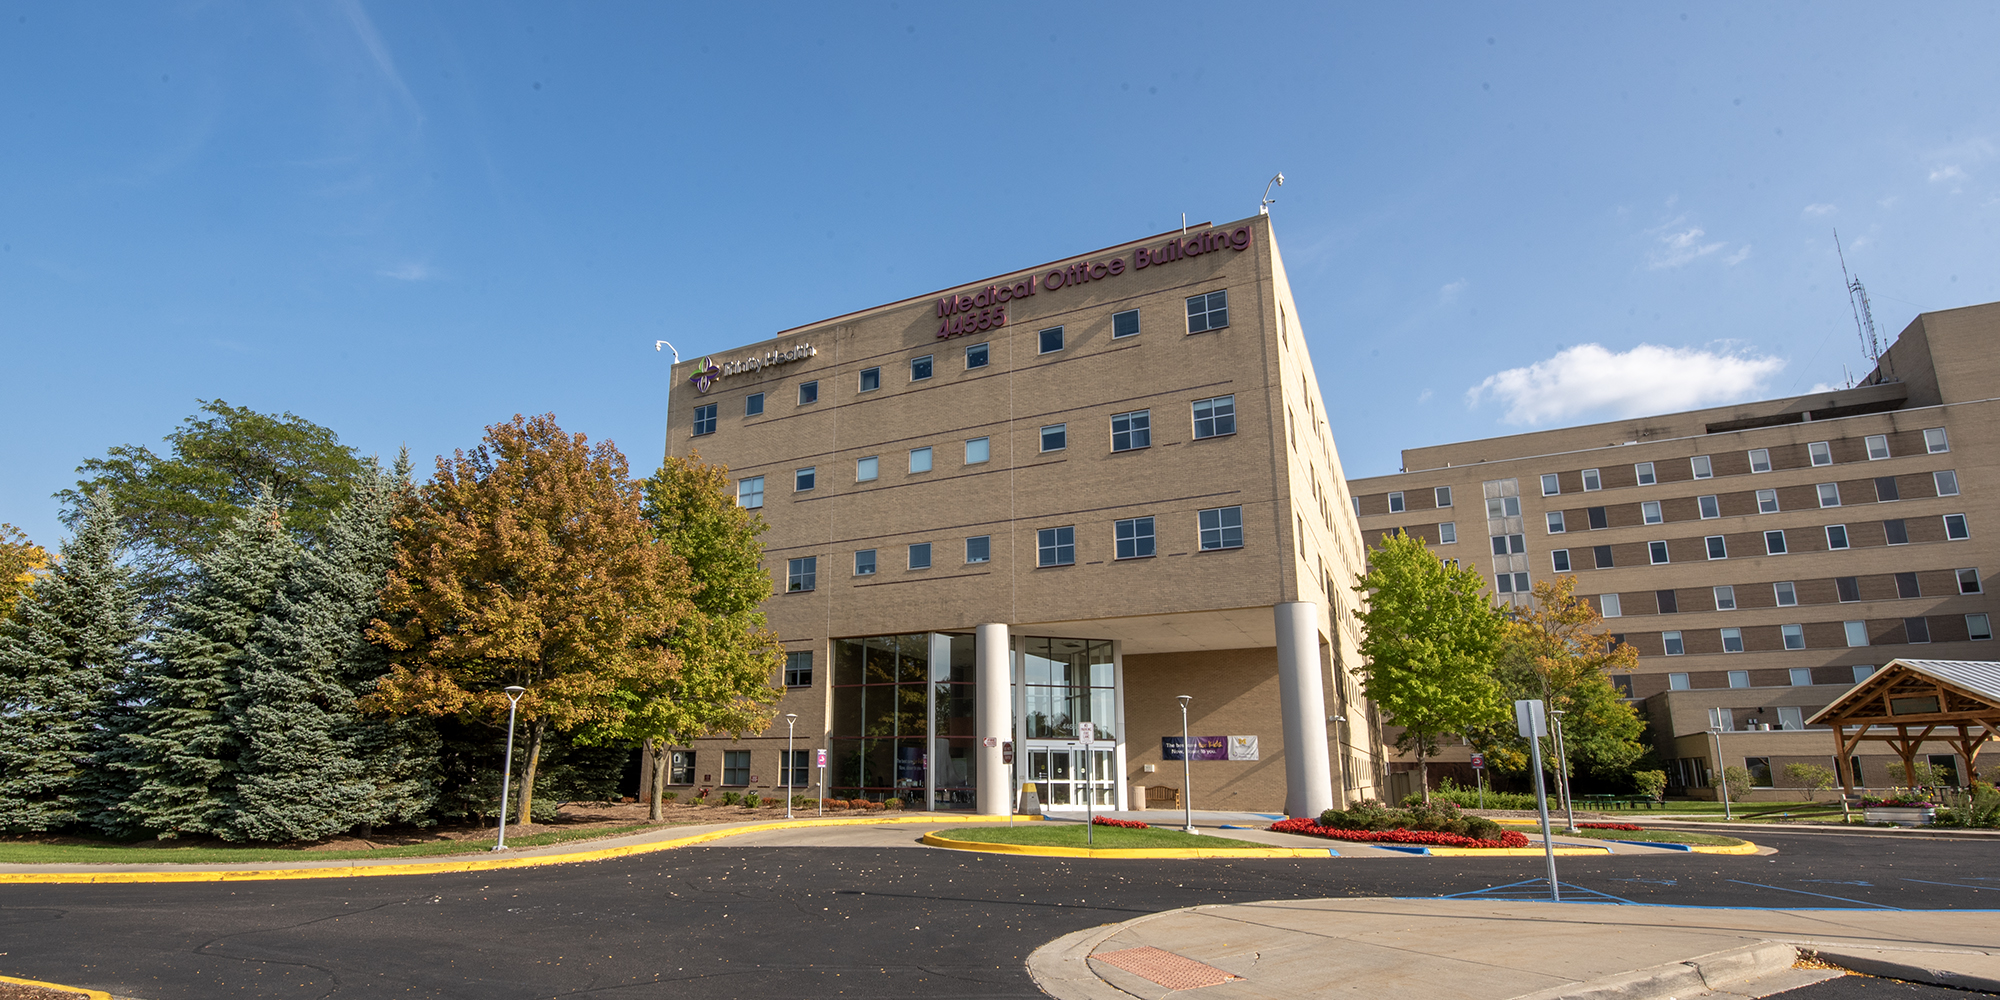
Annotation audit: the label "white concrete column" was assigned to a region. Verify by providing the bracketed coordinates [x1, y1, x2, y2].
[975, 623, 1011, 815]
[1275, 602, 1334, 818]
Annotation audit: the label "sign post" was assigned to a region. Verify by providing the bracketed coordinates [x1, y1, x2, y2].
[1515, 699, 1560, 902]
[1470, 752, 1486, 810]
[1077, 723, 1096, 845]
[815, 748, 828, 817]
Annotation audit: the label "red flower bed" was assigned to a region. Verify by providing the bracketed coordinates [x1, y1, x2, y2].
[1093, 816, 1149, 829]
[1269, 817, 1530, 849]
[1579, 823, 1643, 831]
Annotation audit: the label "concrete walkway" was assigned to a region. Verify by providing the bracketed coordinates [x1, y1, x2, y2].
[1030, 897, 2000, 999]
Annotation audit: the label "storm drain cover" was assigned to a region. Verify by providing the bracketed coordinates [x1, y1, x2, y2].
[1092, 945, 1242, 990]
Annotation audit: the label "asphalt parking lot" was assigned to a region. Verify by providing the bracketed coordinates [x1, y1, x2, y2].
[0, 828, 1994, 999]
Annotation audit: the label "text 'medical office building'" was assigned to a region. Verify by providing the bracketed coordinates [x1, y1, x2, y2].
[663, 215, 1382, 817]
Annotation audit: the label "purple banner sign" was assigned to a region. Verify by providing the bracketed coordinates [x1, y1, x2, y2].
[1162, 735, 1228, 761]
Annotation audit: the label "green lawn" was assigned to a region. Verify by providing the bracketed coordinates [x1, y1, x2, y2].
[1564, 827, 1749, 846]
[933, 823, 1267, 850]
[1647, 800, 1850, 823]
[0, 822, 668, 865]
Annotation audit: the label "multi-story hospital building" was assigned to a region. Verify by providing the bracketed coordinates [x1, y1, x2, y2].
[662, 215, 1382, 816]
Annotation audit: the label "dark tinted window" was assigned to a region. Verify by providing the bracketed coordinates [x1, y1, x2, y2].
[1895, 572, 1921, 598]
[1884, 519, 1909, 545]
[1588, 507, 1608, 530]
[1593, 545, 1614, 569]
[1656, 589, 1678, 614]
[1836, 576, 1861, 602]
[1875, 476, 1900, 502]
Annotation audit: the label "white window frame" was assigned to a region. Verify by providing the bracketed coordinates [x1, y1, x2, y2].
[795, 467, 816, 492]
[1642, 500, 1663, 524]
[910, 354, 934, 381]
[1581, 469, 1602, 491]
[907, 542, 932, 570]
[1728, 670, 1750, 688]
[1968, 613, 1993, 641]
[1038, 326, 1065, 354]
[746, 392, 765, 416]
[1764, 529, 1788, 555]
[1551, 549, 1571, 572]
[966, 535, 991, 564]
[909, 447, 933, 474]
[859, 366, 881, 393]
[1039, 424, 1066, 453]
[1114, 517, 1156, 560]
[1599, 593, 1623, 617]
[1789, 667, 1814, 686]
[1817, 483, 1841, 508]
[965, 342, 990, 369]
[1668, 672, 1691, 690]
[737, 476, 765, 509]
[856, 456, 879, 482]
[1198, 506, 1245, 551]
[1698, 495, 1720, 519]
[1435, 485, 1453, 508]
[1705, 535, 1728, 560]
[1438, 522, 1457, 544]
[1037, 526, 1075, 567]
[854, 549, 877, 576]
[1648, 540, 1670, 565]
[1808, 441, 1832, 467]
[1959, 568, 1983, 594]
[1865, 434, 1890, 460]
[1541, 474, 1560, 496]
[1945, 513, 1970, 540]
[1663, 631, 1685, 656]
[1924, 427, 1950, 454]
[786, 556, 816, 593]
[1748, 448, 1772, 473]
[1935, 470, 1960, 496]
[1191, 395, 1237, 439]
[1387, 491, 1405, 513]
[1844, 621, 1869, 647]
[1713, 585, 1736, 610]
[1756, 489, 1780, 513]
[1774, 581, 1798, 606]
[1635, 462, 1656, 486]
[1110, 409, 1152, 452]
[1825, 524, 1850, 550]
[1547, 511, 1566, 534]
[1721, 629, 1745, 654]
[1782, 623, 1806, 650]
[1691, 455, 1713, 479]
[1112, 308, 1141, 339]
[964, 437, 989, 465]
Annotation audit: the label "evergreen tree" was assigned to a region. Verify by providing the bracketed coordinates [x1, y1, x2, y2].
[228, 458, 439, 842]
[105, 491, 294, 838]
[0, 493, 144, 831]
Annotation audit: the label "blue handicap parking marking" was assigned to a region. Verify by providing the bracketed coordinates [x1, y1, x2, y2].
[1725, 879, 1902, 909]
[1606, 878, 1679, 886]
[1799, 880, 1874, 886]
[1436, 879, 1635, 905]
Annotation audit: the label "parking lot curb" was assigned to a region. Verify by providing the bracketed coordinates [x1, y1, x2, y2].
[1508, 941, 1802, 1000]
[920, 832, 1339, 859]
[0, 972, 113, 999]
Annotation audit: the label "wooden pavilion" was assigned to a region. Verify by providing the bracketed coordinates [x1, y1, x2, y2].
[1807, 658, 2000, 796]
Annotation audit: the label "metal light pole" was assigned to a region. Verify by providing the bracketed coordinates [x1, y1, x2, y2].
[1177, 695, 1196, 835]
[655, 340, 680, 457]
[1331, 714, 1348, 807]
[1709, 726, 1733, 820]
[784, 713, 798, 819]
[1550, 709, 1576, 833]
[494, 685, 527, 851]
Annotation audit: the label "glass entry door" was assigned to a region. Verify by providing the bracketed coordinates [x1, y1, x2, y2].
[1027, 744, 1115, 809]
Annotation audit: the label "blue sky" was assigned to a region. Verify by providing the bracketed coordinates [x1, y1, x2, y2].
[5, 2, 1997, 548]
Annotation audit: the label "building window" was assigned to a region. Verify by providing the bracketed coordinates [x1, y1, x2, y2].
[1038, 327, 1064, 353]
[1037, 526, 1075, 566]
[787, 556, 816, 592]
[1352, 497, 1361, 518]
[1837, 576, 1861, 602]
[966, 535, 990, 564]
[1756, 489, 1780, 513]
[1439, 522, 1457, 544]
[738, 476, 765, 509]
[1721, 629, 1745, 653]
[1778, 707, 1806, 731]
[1705, 535, 1728, 560]
[1547, 511, 1567, 533]
[1648, 540, 1670, 565]
[1582, 469, 1602, 491]
[1199, 506, 1245, 550]
[1112, 308, 1140, 338]
[910, 447, 933, 473]
[1191, 395, 1236, 438]
[1934, 470, 1959, 496]
[1854, 664, 1876, 682]
[965, 437, 989, 464]
[1745, 757, 1774, 786]
[1865, 434, 1891, 460]
[1115, 517, 1156, 559]
[798, 381, 820, 405]
[1876, 476, 1900, 502]
[1817, 483, 1841, 507]
[746, 392, 765, 416]
[1663, 631, 1685, 655]
[854, 549, 876, 576]
[1669, 672, 1691, 690]
[1897, 572, 1921, 598]
[1487, 496, 1522, 518]
[1635, 462, 1656, 485]
[1782, 624, 1806, 650]
[1774, 581, 1798, 606]
[1968, 613, 1993, 641]
[911, 355, 933, 381]
[692, 404, 718, 436]
[1749, 448, 1772, 473]
[785, 651, 813, 687]
[1789, 667, 1813, 686]
[1844, 621, 1869, 647]
[1541, 474, 1560, 496]
[1729, 670, 1751, 688]
[1906, 616, 1932, 643]
[1714, 585, 1736, 610]
[1599, 593, 1623, 617]
[723, 750, 750, 786]
[1884, 519, 1910, 545]
[1435, 486, 1453, 507]
[1551, 549, 1571, 572]
[1826, 524, 1850, 550]
[1764, 530, 1787, 555]
[1491, 533, 1525, 555]
[1959, 568, 1983, 594]
[1111, 410, 1152, 452]
[1040, 424, 1066, 452]
[857, 456, 879, 482]
[859, 367, 881, 392]
[1691, 455, 1713, 479]
[781, 749, 810, 788]
[1657, 589, 1679, 613]
[1186, 290, 1229, 332]
[1495, 572, 1530, 593]
[1809, 441, 1833, 466]
[1593, 544, 1614, 569]
[1945, 513, 1970, 540]
[966, 342, 990, 369]
[1388, 491, 1406, 513]
[795, 467, 816, 492]
[669, 750, 696, 785]
[1924, 427, 1950, 453]
[1642, 501, 1663, 524]
[908, 543, 932, 570]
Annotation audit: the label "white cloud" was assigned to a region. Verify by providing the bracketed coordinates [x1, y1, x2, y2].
[1848, 235, 1873, 250]
[1467, 343, 1786, 426]
[1929, 165, 1966, 183]
[1417, 389, 1434, 404]
[1807, 381, 1847, 393]
[1647, 226, 1726, 269]
[1439, 279, 1467, 303]
[379, 261, 435, 281]
[1803, 203, 1836, 216]
[1723, 245, 1752, 266]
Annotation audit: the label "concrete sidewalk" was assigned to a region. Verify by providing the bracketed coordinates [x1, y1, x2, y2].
[1030, 897, 2000, 1000]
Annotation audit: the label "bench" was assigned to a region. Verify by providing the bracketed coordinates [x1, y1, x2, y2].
[1145, 785, 1182, 808]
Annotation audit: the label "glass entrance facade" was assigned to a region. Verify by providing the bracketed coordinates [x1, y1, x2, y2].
[829, 633, 975, 807]
[1016, 636, 1122, 811]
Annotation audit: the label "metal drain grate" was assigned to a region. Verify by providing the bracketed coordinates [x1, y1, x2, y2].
[1092, 945, 1242, 990]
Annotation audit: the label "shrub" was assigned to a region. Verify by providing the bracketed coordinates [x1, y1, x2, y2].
[662, 791, 678, 803]
[792, 794, 813, 808]
[1272, 817, 1529, 849]
[882, 797, 903, 811]
[720, 791, 741, 806]
[1427, 777, 1540, 811]
[822, 797, 847, 811]
[1721, 766, 1754, 803]
[849, 798, 872, 810]
[743, 793, 761, 809]
[1316, 799, 1507, 843]
[1094, 816, 1148, 829]
[1632, 770, 1667, 802]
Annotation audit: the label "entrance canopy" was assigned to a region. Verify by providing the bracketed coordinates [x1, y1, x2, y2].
[1807, 658, 2000, 790]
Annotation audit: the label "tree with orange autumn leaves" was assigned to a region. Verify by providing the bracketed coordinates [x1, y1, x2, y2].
[365, 414, 692, 827]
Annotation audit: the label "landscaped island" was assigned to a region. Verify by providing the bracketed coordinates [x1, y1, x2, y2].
[1270, 800, 1530, 848]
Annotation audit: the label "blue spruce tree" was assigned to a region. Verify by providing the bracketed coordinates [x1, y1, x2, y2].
[0, 492, 145, 831]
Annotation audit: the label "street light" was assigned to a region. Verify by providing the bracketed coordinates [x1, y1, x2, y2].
[784, 713, 798, 819]
[1177, 695, 1197, 835]
[494, 685, 527, 851]
[1708, 726, 1733, 821]
[1550, 709, 1576, 833]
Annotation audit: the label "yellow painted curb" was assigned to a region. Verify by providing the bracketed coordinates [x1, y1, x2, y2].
[919, 832, 1337, 859]
[1690, 841, 1761, 855]
[0, 972, 111, 999]
[0, 814, 1040, 885]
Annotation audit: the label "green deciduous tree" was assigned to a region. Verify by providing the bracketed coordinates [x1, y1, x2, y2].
[366, 415, 691, 828]
[1352, 532, 1508, 801]
[1474, 577, 1646, 785]
[1783, 762, 1836, 802]
[59, 399, 365, 615]
[0, 493, 145, 830]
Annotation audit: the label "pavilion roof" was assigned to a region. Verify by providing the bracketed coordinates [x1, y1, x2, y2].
[1806, 658, 2000, 727]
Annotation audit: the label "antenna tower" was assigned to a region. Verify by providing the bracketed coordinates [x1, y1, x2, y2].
[1835, 229, 1881, 366]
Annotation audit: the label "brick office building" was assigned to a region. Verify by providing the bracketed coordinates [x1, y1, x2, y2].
[1349, 301, 2000, 799]
[661, 215, 1382, 817]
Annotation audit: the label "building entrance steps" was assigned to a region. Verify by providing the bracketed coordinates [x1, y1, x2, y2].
[1028, 897, 2000, 1000]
